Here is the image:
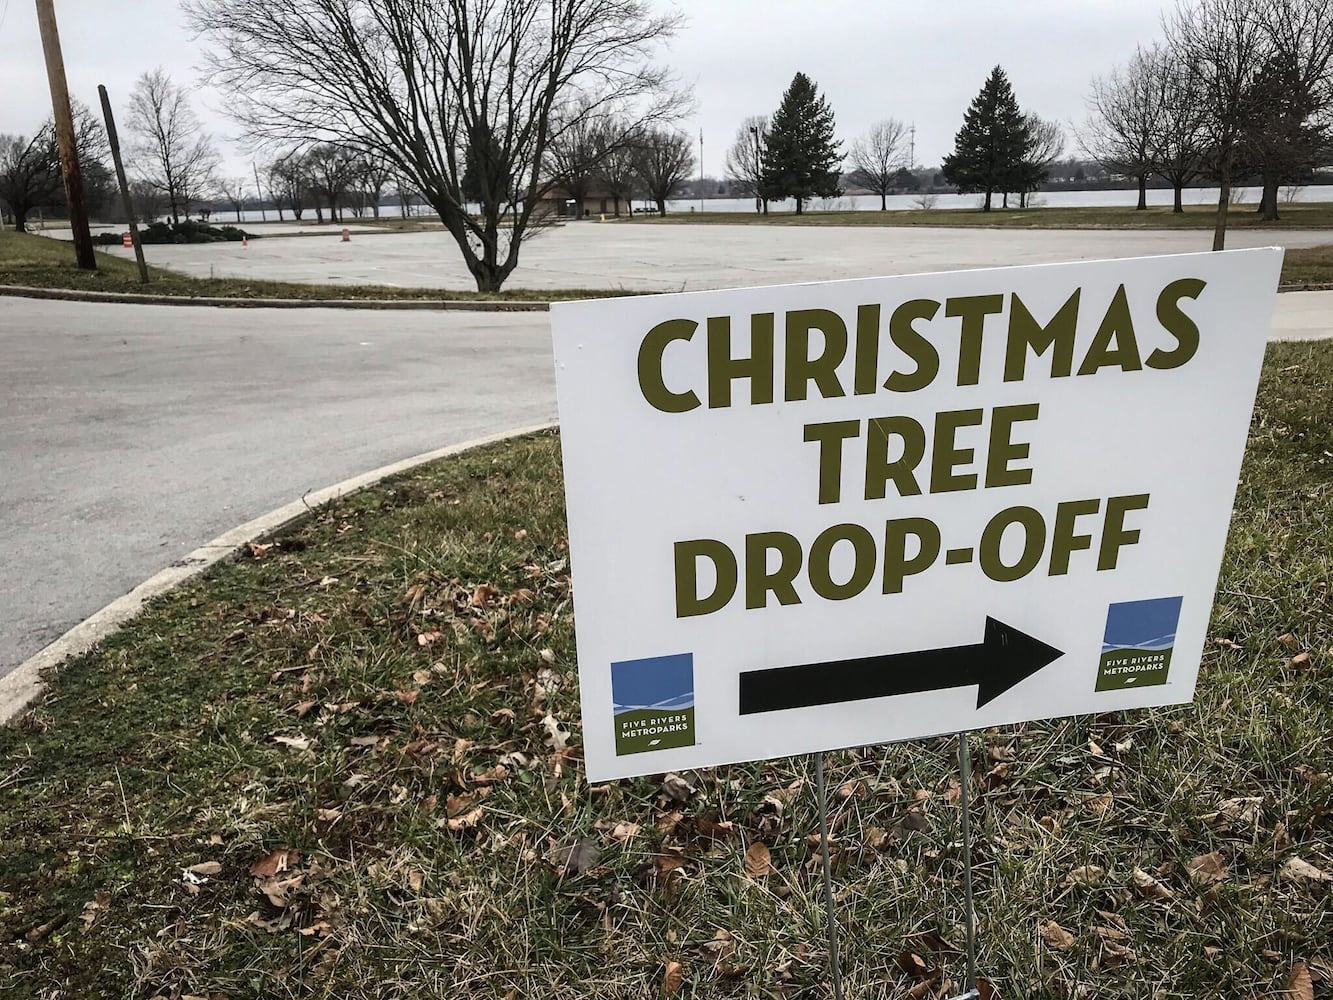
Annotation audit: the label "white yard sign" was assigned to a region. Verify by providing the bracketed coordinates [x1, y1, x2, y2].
[552, 250, 1282, 782]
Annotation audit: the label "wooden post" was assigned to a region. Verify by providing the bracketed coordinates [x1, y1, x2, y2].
[35, 0, 97, 271]
[253, 161, 267, 222]
[97, 85, 149, 284]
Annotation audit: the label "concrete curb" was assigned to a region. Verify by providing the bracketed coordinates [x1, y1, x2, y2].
[0, 284, 552, 311]
[0, 422, 558, 726]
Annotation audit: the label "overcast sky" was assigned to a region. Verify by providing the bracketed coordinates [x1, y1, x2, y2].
[1, 0, 1173, 179]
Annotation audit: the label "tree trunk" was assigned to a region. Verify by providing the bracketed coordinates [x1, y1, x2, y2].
[1020, 190, 1028, 209]
[1260, 174, 1279, 222]
[1213, 175, 1231, 252]
[880, 191, 886, 211]
[234, 206, 242, 223]
[762, 198, 768, 215]
[1136, 174, 1147, 211]
[1173, 184, 1183, 214]
[983, 189, 992, 212]
[795, 197, 803, 215]
[1002, 191, 1008, 209]
[656, 196, 666, 215]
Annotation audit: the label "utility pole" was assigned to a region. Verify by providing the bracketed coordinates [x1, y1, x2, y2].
[908, 123, 916, 172]
[36, 0, 96, 271]
[253, 161, 267, 222]
[699, 129, 705, 213]
[97, 85, 149, 283]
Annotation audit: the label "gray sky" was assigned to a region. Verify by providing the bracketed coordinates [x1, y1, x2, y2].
[1, 0, 1172, 179]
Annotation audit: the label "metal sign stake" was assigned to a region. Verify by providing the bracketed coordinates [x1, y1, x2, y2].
[813, 751, 845, 1000]
[951, 731, 981, 1000]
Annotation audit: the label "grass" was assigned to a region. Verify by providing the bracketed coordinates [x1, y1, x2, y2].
[1, 342, 1330, 999]
[0, 228, 615, 303]
[1280, 245, 1333, 287]
[639, 202, 1333, 230]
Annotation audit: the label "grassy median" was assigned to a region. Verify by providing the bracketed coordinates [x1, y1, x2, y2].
[1, 340, 1329, 998]
[640, 202, 1333, 231]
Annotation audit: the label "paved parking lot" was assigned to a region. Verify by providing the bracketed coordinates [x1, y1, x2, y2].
[90, 222, 1331, 292]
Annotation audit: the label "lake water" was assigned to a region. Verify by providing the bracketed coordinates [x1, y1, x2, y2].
[212, 184, 1330, 225]
[664, 184, 1333, 215]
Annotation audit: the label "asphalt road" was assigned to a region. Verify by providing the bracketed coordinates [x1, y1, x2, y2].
[0, 299, 554, 678]
[1, 288, 1330, 681]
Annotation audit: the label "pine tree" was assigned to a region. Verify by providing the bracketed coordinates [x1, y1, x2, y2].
[941, 66, 1028, 211]
[761, 72, 843, 215]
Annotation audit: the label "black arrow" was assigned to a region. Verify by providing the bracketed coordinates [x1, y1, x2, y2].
[738, 617, 1063, 715]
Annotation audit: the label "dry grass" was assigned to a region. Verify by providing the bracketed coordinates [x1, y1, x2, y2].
[0, 349, 1329, 999]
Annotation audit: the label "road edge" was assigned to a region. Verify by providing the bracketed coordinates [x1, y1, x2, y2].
[0, 284, 552, 311]
[4, 282, 1331, 311]
[0, 422, 558, 726]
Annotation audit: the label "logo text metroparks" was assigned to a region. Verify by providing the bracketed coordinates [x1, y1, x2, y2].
[634, 279, 1204, 619]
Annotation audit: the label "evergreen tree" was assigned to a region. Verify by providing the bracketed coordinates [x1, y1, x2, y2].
[941, 66, 1028, 211]
[761, 72, 842, 214]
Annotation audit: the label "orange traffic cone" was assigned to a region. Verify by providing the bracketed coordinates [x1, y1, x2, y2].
[242, 236, 249, 248]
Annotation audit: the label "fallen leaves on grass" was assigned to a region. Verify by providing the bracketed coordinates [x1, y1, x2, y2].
[1186, 852, 1228, 885]
[1132, 867, 1175, 901]
[661, 959, 684, 996]
[549, 836, 600, 876]
[744, 842, 773, 877]
[1287, 961, 1314, 1000]
[1283, 857, 1333, 882]
[250, 849, 298, 878]
[1039, 920, 1077, 951]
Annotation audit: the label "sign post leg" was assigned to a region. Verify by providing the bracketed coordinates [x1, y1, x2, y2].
[813, 752, 845, 1000]
[953, 731, 980, 1000]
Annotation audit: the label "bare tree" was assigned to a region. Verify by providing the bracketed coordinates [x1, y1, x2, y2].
[1082, 46, 1162, 210]
[1017, 115, 1065, 207]
[126, 68, 220, 224]
[635, 128, 693, 215]
[268, 151, 310, 220]
[546, 112, 610, 218]
[217, 176, 248, 222]
[724, 115, 770, 214]
[0, 133, 63, 231]
[848, 119, 908, 210]
[600, 125, 641, 216]
[1150, 54, 1211, 212]
[0, 104, 108, 231]
[1166, 0, 1270, 249]
[305, 143, 360, 223]
[354, 150, 395, 218]
[185, 0, 687, 292]
[1247, 0, 1333, 219]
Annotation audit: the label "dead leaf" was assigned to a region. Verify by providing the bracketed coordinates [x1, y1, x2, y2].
[661, 772, 694, 803]
[1277, 632, 1298, 647]
[744, 842, 774, 877]
[541, 714, 570, 750]
[471, 583, 500, 607]
[444, 807, 484, 832]
[1288, 651, 1312, 670]
[1288, 962, 1314, 1000]
[272, 735, 311, 751]
[257, 874, 304, 908]
[1132, 867, 1175, 901]
[1085, 793, 1114, 816]
[249, 849, 297, 878]
[248, 541, 275, 559]
[187, 861, 223, 877]
[1066, 865, 1106, 887]
[394, 689, 420, 705]
[1039, 920, 1077, 951]
[79, 891, 111, 931]
[661, 959, 684, 997]
[549, 836, 600, 876]
[1284, 857, 1333, 882]
[417, 630, 444, 647]
[292, 700, 318, 717]
[1186, 852, 1228, 885]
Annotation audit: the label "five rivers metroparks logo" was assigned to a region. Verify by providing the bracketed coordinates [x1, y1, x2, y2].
[611, 653, 696, 756]
[1096, 596, 1184, 692]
